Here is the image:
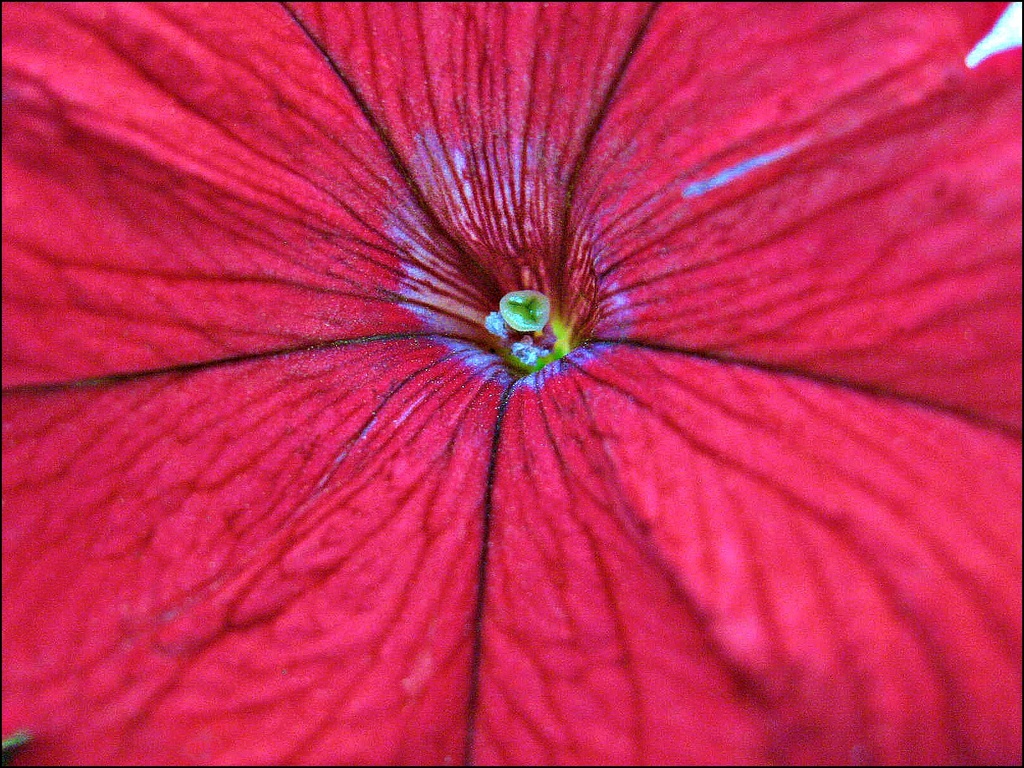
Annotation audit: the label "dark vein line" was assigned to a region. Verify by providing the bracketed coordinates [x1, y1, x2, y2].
[1, 333, 451, 396]
[464, 381, 514, 765]
[556, 3, 659, 301]
[279, 4, 430, 219]
[280, 3, 499, 297]
[586, 337, 1022, 440]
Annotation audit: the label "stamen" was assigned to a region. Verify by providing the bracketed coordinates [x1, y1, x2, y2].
[510, 337, 543, 367]
[484, 311, 509, 339]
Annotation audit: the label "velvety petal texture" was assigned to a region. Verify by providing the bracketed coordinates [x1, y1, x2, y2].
[480, 347, 1020, 764]
[3, 2, 1020, 766]
[580, 3, 1022, 428]
[284, 2, 655, 334]
[2, 3, 447, 386]
[3, 339, 506, 763]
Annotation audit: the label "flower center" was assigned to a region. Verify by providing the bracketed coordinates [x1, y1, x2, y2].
[499, 290, 550, 332]
[485, 290, 572, 373]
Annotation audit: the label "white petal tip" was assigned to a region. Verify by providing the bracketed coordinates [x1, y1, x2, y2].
[965, 2, 1021, 68]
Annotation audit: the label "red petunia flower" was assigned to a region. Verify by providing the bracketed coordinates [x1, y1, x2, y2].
[3, 3, 1020, 764]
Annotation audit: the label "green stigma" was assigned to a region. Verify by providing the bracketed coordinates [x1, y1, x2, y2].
[499, 290, 550, 332]
[486, 290, 572, 373]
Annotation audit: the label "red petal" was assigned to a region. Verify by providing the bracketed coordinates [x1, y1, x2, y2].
[478, 345, 1021, 763]
[2, 339, 506, 763]
[286, 3, 654, 327]
[2, 4, 453, 386]
[4, 5, 1021, 766]
[580, 4, 1022, 428]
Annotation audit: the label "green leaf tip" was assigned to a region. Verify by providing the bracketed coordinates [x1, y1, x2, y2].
[2, 732, 31, 766]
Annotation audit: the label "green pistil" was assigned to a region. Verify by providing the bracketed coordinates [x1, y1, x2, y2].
[488, 291, 572, 374]
[499, 290, 550, 332]
[549, 316, 571, 360]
